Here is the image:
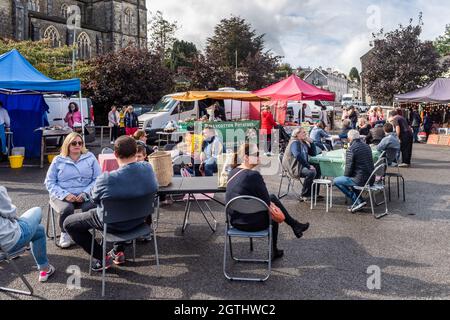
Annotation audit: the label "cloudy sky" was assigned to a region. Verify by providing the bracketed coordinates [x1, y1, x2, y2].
[145, 0, 449, 74]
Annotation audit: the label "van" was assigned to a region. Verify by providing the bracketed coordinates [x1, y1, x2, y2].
[139, 90, 250, 143]
[44, 95, 94, 127]
[44, 95, 96, 142]
[286, 100, 334, 123]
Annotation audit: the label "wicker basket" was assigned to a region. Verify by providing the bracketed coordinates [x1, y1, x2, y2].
[148, 151, 173, 187]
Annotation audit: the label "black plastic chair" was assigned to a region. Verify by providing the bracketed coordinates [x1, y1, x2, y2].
[88, 193, 159, 297]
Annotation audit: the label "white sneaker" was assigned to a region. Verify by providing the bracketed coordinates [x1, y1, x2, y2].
[59, 232, 72, 248]
[39, 264, 56, 282]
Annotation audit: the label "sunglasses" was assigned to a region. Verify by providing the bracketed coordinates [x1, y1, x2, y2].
[70, 141, 83, 147]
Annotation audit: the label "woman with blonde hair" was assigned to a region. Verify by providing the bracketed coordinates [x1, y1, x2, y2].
[44, 132, 101, 248]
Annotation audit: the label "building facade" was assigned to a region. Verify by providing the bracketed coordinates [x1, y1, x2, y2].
[348, 80, 361, 101]
[360, 48, 374, 105]
[0, 0, 147, 59]
[304, 67, 348, 103]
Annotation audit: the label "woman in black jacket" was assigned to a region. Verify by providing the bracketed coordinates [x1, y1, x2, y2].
[226, 144, 310, 261]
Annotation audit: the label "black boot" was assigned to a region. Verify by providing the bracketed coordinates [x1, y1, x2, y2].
[292, 222, 310, 238]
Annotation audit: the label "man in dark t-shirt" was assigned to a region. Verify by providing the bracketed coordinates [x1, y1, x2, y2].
[389, 110, 413, 167]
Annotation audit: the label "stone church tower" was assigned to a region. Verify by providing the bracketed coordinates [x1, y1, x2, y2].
[0, 0, 147, 59]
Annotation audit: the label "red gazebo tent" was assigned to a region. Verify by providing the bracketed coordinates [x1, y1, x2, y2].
[251, 74, 335, 124]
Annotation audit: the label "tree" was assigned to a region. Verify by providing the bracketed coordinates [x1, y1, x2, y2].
[274, 63, 294, 81]
[434, 24, 450, 57]
[364, 15, 448, 104]
[205, 16, 280, 90]
[148, 11, 179, 63]
[84, 47, 173, 116]
[0, 38, 91, 83]
[169, 40, 198, 71]
[349, 67, 361, 84]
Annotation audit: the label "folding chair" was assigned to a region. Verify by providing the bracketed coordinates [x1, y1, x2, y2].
[0, 246, 33, 296]
[277, 153, 303, 199]
[46, 200, 61, 248]
[351, 163, 389, 219]
[223, 196, 272, 282]
[89, 193, 159, 297]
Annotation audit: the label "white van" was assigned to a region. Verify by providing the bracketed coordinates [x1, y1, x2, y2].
[286, 100, 333, 123]
[139, 90, 250, 143]
[44, 95, 96, 142]
[44, 95, 94, 127]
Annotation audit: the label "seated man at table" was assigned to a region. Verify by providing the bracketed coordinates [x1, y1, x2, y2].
[282, 127, 321, 202]
[310, 121, 332, 151]
[339, 119, 352, 140]
[200, 127, 223, 176]
[334, 130, 375, 213]
[376, 123, 400, 166]
[63, 136, 158, 271]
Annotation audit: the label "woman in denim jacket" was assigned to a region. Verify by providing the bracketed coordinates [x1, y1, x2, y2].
[45, 132, 101, 248]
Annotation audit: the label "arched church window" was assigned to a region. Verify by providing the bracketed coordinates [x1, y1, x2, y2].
[43, 25, 60, 47]
[77, 32, 91, 60]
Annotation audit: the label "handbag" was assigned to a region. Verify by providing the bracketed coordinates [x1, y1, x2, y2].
[269, 202, 285, 223]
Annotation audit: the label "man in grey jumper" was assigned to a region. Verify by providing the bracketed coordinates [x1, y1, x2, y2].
[64, 136, 158, 272]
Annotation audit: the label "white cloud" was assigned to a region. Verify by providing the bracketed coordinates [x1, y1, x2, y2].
[146, 0, 449, 73]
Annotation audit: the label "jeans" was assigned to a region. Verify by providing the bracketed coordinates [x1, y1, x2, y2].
[412, 127, 420, 143]
[9, 207, 49, 270]
[204, 161, 217, 177]
[50, 197, 96, 232]
[110, 125, 119, 142]
[333, 176, 360, 204]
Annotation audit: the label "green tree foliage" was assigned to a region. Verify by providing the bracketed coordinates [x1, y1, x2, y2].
[169, 40, 198, 71]
[365, 15, 448, 104]
[349, 67, 360, 84]
[434, 24, 450, 57]
[148, 11, 179, 62]
[0, 38, 91, 83]
[274, 63, 294, 81]
[84, 47, 174, 110]
[204, 16, 280, 90]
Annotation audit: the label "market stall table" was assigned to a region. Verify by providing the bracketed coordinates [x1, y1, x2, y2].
[39, 128, 72, 168]
[310, 148, 380, 178]
[157, 176, 226, 233]
[98, 153, 119, 173]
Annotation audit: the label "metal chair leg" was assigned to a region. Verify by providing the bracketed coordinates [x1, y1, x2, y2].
[402, 177, 406, 202]
[89, 229, 95, 276]
[152, 222, 160, 275]
[368, 190, 375, 217]
[132, 240, 136, 263]
[0, 258, 33, 296]
[250, 238, 254, 252]
[101, 226, 107, 298]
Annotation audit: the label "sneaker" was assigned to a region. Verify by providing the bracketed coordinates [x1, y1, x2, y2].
[59, 232, 73, 248]
[271, 249, 284, 261]
[298, 196, 311, 202]
[91, 255, 113, 272]
[108, 250, 125, 265]
[292, 222, 310, 238]
[39, 264, 56, 282]
[350, 201, 367, 213]
[398, 163, 410, 168]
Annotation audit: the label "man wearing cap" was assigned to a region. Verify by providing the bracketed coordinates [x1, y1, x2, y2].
[282, 127, 321, 202]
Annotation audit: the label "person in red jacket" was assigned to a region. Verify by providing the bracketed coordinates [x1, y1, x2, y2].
[261, 106, 278, 156]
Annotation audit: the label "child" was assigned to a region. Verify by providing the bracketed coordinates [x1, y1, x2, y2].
[136, 145, 147, 162]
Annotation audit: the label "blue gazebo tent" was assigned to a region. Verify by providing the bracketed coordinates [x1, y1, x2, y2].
[0, 49, 81, 158]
